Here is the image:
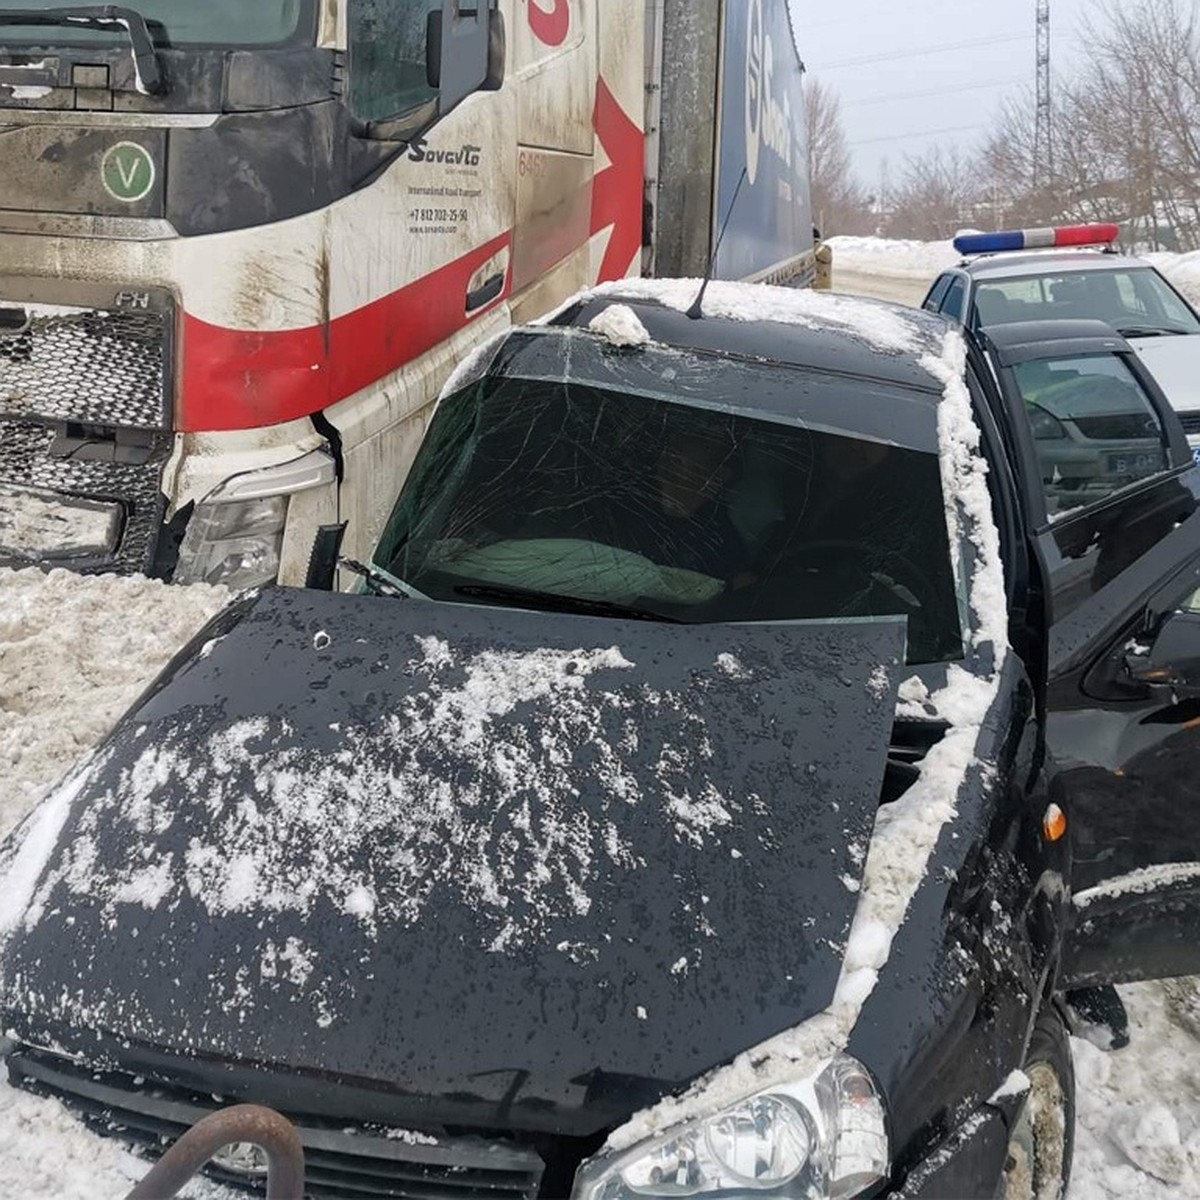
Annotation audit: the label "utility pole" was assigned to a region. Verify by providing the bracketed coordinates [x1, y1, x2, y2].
[1034, 0, 1052, 191]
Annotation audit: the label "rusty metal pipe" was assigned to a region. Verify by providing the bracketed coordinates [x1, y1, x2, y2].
[125, 1104, 305, 1200]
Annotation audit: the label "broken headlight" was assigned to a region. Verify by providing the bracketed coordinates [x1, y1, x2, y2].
[174, 448, 335, 590]
[573, 1055, 887, 1200]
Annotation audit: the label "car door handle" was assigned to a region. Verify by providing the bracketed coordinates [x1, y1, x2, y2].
[466, 272, 505, 314]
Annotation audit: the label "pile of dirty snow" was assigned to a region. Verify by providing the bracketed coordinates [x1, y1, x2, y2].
[0, 565, 231, 1199]
[1146, 250, 1200, 309]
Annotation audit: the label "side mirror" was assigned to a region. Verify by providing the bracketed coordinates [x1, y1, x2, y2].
[426, 2, 500, 113]
[1125, 610, 1200, 697]
[306, 522, 349, 591]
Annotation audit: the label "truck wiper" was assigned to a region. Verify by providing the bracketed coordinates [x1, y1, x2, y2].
[0, 6, 165, 95]
[338, 557, 426, 600]
[453, 581, 682, 623]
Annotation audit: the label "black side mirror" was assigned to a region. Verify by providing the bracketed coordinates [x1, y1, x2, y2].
[306, 522, 349, 591]
[425, 2, 498, 111]
[1125, 610, 1200, 697]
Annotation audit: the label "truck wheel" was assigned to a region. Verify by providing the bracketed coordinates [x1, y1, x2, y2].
[1001, 1007, 1075, 1200]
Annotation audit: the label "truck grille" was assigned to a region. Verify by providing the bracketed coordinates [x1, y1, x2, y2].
[0, 287, 173, 574]
[1178, 411, 1200, 437]
[10, 1051, 546, 1200]
[1070, 414, 1160, 440]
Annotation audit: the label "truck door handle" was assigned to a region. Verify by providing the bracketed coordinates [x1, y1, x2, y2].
[466, 272, 505, 314]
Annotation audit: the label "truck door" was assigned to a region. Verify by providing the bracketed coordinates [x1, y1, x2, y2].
[991, 336, 1200, 986]
[508, 0, 600, 322]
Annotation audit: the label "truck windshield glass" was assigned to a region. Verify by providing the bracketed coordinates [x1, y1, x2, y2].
[975, 268, 1200, 335]
[373, 375, 964, 664]
[0, 1, 313, 47]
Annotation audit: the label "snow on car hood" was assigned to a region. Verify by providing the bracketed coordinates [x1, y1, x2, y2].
[1130, 334, 1200, 417]
[0, 589, 904, 1136]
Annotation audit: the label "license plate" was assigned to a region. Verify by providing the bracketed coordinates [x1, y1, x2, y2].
[0, 483, 121, 561]
[1106, 452, 1162, 476]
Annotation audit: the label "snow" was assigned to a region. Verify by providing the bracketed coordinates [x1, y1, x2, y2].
[990, 1069, 1032, 1103]
[1074, 863, 1200, 909]
[589, 276, 935, 356]
[1146, 251, 1200, 309]
[588, 303, 651, 347]
[826, 235, 959, 281]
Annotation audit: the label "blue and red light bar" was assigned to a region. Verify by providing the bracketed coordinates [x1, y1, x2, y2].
[953, 223, 1121, 256]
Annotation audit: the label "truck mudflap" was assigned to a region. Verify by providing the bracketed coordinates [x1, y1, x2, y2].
[0, 281, 174, 575]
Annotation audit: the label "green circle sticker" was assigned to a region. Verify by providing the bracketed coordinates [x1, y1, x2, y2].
[101, 141, 156, 203]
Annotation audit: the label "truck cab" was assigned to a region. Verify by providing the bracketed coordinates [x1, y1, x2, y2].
[0, 0, 815, 592]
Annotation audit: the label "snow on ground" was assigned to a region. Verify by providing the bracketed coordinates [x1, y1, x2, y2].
[0, 566, 229, 1199]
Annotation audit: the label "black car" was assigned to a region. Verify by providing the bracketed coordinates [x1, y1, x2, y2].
[3, 283, 1200, 1200]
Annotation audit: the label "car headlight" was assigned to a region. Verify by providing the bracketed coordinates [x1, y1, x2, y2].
[173, 448, 335, 590]
[1027, 404, 1067, 440]
[573, 1055, 888, 1200]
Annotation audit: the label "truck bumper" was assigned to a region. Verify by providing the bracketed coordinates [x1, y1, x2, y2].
[890, 1107, 1010, 1199]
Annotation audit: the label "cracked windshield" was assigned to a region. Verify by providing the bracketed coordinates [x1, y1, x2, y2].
[373, 338, 962, 663]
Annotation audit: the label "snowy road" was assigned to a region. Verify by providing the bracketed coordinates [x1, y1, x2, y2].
[0, 243, 1199, 1196]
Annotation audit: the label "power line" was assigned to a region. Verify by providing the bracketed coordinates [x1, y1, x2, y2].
[845, 76, 1027, 108]
[848, 121, 992, 148]
[820, 31, 1032, 71]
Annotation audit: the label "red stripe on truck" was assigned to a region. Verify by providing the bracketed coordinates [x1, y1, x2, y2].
[180, 233, 512, 433]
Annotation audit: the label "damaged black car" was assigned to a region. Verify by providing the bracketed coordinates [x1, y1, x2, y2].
[3, 286, 1200, 1200]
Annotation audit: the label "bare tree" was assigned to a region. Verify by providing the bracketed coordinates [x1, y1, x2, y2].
[805, 77, 872, 235]
[885, 147, 980, 240]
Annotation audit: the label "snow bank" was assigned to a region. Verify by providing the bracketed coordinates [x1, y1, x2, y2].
[0, 567, 228, 834]
[826, 235, 959, 282]
[1145, 250, 1200, 309]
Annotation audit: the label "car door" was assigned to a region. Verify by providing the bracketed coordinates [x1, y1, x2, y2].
[990, 334, 1200, 987]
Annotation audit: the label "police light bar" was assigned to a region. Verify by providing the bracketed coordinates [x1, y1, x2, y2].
[953, 223, 1120, 256]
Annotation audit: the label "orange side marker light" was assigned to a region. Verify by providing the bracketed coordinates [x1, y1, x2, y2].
[1043, 803, 1067, 843]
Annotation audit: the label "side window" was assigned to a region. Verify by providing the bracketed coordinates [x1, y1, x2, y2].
[940, 276, 967, 322]
[1012, 353, 1170, 519]
[924, 276, 952, 313]
[349, 0, 439, 124]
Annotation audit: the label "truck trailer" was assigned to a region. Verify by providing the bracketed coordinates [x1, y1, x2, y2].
[0, 0, 814, 590]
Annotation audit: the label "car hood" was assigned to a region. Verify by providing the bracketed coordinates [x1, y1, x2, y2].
[1131, 333, 1200, 417]
[0, 589, 904, 1137]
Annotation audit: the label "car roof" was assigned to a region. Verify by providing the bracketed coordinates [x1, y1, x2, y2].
[984, 319, 1132, 366]
[962, 251, 1152, 280]
[551, 280, 949, 396]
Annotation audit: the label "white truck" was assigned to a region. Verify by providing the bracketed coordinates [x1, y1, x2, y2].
[0, 0, 814, 589]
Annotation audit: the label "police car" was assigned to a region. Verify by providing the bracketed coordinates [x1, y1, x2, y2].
[923, 223, 1200, 461]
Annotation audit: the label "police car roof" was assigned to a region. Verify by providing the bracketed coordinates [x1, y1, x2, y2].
[964, 251, 1152, 279]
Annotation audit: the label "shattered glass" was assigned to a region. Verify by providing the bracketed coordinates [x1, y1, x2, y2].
[375, 336, 963, 664]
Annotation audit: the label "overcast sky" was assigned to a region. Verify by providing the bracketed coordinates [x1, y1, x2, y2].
[789, 0, 1096, 193]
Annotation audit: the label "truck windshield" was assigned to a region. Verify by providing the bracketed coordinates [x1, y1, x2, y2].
[0, 1, 314, 47]
[372, 370, 965, 664]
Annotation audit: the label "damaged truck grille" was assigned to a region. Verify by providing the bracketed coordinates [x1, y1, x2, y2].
[10, 1051, 546, 1200]
[0, 286, 173, 575]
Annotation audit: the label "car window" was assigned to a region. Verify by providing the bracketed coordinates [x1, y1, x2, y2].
[1011, 353, 1170, 519]
[941, 277, 967, 321]
[349, 0, 440, 124]
[924, 276, 952, 313]
[374, 364, 966, 663]
[975, 268, 1200, 334]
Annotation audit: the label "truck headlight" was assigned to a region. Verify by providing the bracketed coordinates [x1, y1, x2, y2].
[573, 1056, 887, 1200]
[174, 448, 335, 590]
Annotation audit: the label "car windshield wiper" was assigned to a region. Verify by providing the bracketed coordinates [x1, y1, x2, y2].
[0, 6, 165, 95]
[453, 582, 683, 623]
[338, 557, 426, 600]
[1116, 325, 1188, 338]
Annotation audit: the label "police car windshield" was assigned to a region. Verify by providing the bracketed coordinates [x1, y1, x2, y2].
[0, 0, 314, 47]
[974, 267, 1200, 336]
